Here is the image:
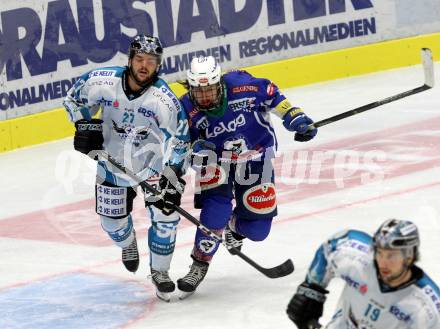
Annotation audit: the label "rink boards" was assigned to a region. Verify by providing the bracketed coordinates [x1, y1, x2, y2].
[0, 32, 440, 153]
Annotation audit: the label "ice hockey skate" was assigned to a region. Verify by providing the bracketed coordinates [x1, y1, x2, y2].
[177, 259, 209, 300]
[150, 269, 176, 302]
[121, 230, 139, 273]
[224, 223, 245, 255]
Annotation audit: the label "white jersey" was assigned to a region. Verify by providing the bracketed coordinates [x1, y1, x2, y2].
[306, 230, 440, 329]
[63, 66, 190, 185]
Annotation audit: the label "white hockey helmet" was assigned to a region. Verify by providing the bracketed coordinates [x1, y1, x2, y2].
[187, 56, 223, 111]
[187, 56, 221, 87]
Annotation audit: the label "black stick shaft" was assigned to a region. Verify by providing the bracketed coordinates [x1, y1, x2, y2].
[311, 48, 434, 129]
[91, 150, 294, 278]
[312, 85, 430, 129]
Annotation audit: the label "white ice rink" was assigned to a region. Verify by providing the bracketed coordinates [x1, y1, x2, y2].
[1, 61, 439, 329]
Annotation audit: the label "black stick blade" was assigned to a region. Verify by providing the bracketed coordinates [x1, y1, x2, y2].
[261, 258, 294, 279]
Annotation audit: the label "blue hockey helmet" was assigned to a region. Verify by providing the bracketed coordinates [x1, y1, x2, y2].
[373, 219, 420, 261]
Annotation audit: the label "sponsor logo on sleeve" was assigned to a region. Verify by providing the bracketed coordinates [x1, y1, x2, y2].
[232, 85, 259, 94]
[153, 90, 174, 112]
[266, 82, 276, 96]
[423, 286, 440, 314]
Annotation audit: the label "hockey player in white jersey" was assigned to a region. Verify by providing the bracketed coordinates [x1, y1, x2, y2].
[63, 34, 190, 302]
[286, 219, 440, 329]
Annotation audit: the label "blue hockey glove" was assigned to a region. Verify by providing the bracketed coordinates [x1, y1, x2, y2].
[283, 108, 317, 142]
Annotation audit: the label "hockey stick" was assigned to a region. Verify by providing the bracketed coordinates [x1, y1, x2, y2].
[310, 48, 434, 129]
[90, 150, 294, 279]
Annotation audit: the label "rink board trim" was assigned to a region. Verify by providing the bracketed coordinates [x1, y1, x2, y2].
[0, 32, 439, 153]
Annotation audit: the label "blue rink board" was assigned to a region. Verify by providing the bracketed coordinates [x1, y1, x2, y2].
[0, 273, 150, 329]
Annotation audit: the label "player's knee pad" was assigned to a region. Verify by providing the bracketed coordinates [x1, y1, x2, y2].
[199, 195, 233, 229]
[192, 227, 223, 263]
[100, 214, 134, 247]
[95, 181, 136, 219]
[235, 216, 273, 241]
[148, 219, 179, 256]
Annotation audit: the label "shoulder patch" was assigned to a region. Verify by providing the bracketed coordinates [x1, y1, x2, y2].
[232, 85, 259, 94]
[88, 69, 117, 79]
[266, 82, 276, 96]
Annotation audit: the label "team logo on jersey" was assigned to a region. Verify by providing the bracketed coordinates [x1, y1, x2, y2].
[206, 114, 246, 138]
[196, 164, 227, 191]
[195, 117, 209, 130]
[113, 100, 119, 108]
[228, 97, 256, 113]
[232, 85, 259, 94]
[112, 121, 151, 146]
[243, 183, 276, 214]
[197, 238, 217, 254]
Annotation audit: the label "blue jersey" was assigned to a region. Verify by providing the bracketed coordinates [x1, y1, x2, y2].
[180, 70, 295, 160]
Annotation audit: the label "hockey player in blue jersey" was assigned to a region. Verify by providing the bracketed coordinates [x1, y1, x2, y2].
[175, 56, 318, 298]
[63, 34, 190, 302]
[286, 219, 440, 329]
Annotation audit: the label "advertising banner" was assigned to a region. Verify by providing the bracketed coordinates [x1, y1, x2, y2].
[1, 0, 440, 120]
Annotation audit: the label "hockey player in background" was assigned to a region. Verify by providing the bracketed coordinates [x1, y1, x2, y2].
[286, 219, 440, 329]
[176, 56, 318, 298]
[63, 34, 190, 302]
